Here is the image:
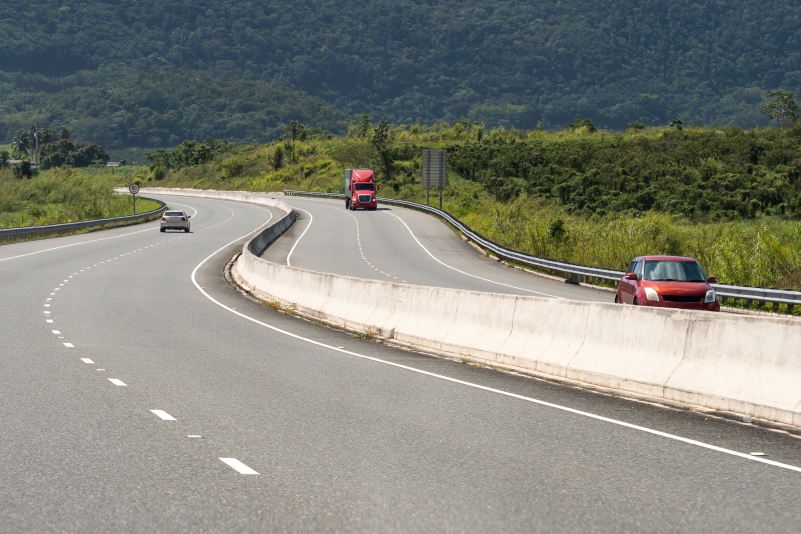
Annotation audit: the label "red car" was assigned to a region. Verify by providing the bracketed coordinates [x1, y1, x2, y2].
[615, 256, 720, 311]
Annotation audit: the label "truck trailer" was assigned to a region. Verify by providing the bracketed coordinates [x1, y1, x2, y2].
[344, 169, 379, 210]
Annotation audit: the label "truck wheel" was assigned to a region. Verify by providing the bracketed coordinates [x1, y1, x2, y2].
[345, 199, 350, 209]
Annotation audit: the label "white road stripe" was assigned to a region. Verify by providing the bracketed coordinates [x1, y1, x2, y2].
[286, 208, 312, 267]
[46, 320, 53, 323]
[108, 379, 127, 386]
[384, 211, 562, 299]
[219, 458, 259, 475]
[80, 358, 94, 364]
[150, 410, 176, 421]
[63, 343, 73, 348]
[190, 221, 801, 474]
[52, 330, 60, 334]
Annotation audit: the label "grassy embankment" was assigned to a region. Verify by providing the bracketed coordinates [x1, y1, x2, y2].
[148, 124, 801, 312]
[0, 166, 160, 231]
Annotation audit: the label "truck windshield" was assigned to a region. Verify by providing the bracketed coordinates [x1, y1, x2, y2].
[355, 184, 375, 191]
[643, 260, 706, 282]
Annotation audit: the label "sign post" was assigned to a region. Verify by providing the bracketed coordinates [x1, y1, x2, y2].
[422, 149, 447, 209]
[128, 183, 140, 215]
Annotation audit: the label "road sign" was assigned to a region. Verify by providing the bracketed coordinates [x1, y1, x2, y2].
[422, 149, 447, 188]
[422, 149, 447, 209]
[129, 184, 140, 195]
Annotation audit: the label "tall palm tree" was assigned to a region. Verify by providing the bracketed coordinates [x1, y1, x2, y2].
[11, 131, 31, 158]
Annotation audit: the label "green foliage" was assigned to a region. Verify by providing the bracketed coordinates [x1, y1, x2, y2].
[12, 160, 36, 179]
[3, 0, 801, 135]
[759, 90, 801, 129]
[568, 118, 597, 133]
[0, 70, 349, 149]
[0, 167, 158, 228]
[40, 139, 110, 169]
[0, 150, 9, 168]
[148, 138, 236, 171]
[627, 121, 645, 132]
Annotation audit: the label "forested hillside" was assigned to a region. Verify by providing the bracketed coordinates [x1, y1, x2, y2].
[2, 0, 800, 147]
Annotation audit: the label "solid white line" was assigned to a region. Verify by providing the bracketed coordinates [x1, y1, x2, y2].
[80, 358, 94, 364]
[384, 211, 562, 299]
[219, 458, 259, 475]
[150, 409, 176, 421]
[108, 379, 127, 386]
[190, 218, 801, 474]
[63, 343, 73, 348]
[286, 208, 312, 267]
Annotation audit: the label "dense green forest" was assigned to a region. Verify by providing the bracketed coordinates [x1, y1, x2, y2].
[2, 0, 801, 148]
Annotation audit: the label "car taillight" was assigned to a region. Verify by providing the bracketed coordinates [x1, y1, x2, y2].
[181, 217, 186, 221]
[161, 217, 166, 221]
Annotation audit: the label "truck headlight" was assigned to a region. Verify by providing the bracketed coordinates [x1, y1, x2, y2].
[644, 287, 659, 302]
[704, 289, 717, 303]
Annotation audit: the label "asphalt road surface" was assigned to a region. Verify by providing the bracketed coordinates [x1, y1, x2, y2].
[1, 193, 800, 532]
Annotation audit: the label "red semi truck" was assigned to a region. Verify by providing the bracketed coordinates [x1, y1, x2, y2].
[344, 168, 379, 210]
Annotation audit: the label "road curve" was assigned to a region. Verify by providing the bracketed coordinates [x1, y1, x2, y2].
[1, 193, 800, 532]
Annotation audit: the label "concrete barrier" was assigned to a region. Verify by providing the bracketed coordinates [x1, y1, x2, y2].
[136, 188, 801, 428]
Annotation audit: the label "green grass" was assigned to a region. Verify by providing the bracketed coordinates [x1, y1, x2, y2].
[0, 166, 159, 229]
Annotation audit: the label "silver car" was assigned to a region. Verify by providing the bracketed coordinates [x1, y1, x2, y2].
[160, 210, 191, 232]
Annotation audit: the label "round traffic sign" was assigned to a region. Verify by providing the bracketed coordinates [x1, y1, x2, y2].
[129, 184, 140, 195]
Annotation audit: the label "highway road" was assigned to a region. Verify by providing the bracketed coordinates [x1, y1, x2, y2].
[1, 192, 800, 532]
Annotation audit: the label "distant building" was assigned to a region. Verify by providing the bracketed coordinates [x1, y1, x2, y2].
[7, 159, 23, 166]
[106, 161, 122, 167]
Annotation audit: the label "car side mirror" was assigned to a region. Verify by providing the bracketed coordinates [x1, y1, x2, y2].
[187, 215, 191, 218]
[707, 276, 717, 283]
[625, 272, 638, 280]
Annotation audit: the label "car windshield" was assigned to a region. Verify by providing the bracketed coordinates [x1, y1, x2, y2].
[165, 211, 184, 216]
[643, 260, 706, 282]
[355, 183, 375, 191]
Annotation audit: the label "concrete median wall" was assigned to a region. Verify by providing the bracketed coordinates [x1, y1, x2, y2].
[140, 188, 801, 427]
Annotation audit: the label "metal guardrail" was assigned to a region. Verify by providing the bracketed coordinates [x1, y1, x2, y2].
[0, 197, 167, 238]
[284, 189, 801, 311]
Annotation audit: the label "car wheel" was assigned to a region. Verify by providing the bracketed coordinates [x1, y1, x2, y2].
[160, 228, 165, 233]
[633, 297, 639, 306]
[185, 228, 189, 233]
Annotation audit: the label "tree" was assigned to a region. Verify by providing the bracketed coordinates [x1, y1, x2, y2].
[40, 126, 55, 144]
[11, 131, 31, 158]
[12, 160, 36, 179]
[282, 120, 306, 143]
[356, 114, 373, 138]
[670, 118, 684, 130]
[59, 127, 71, 140]
[568, 118, 597, 133]
[760, 90, 801, 129]
[371, 118, 393, 180]
[628, 120, 645, 132]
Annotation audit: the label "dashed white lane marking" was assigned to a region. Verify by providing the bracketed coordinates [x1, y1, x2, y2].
[46, 320, 53, 323]
[44, 311, 50, 314]
[52, 330, 60, 334]
[384, 211, 562, 299]
[44, 304, 50, 307]
[80, 358, 94, 364]
[63, 343, 74, 348]
[50, 293, 55, 295]
[46, 298, 52, 301]
[219, 458, 259, 475]
[108, 379, 127, 386]
[191, 216, 801, 475]
[150, 410, 176, 421]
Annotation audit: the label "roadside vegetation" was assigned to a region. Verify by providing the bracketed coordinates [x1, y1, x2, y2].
[141, 119, 801, 304]
[0, 166, 158, 228]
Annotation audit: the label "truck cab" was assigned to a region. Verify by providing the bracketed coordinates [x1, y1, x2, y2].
[344, 168, 379, 210]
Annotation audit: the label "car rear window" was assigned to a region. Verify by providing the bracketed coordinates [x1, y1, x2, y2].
[355, 184, 375, 191]
[165, 211, 184, 216]
[643, 260, 706, 282]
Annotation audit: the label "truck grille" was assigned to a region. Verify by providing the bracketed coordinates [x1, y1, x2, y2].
[358, 194, 372, 203]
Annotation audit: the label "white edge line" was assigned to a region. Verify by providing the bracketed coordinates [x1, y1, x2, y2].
[190, 210, 801, 474]
[285, 208, 313, 267]
[384, 210, 563, 299]
[219, 458, 259, 475]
